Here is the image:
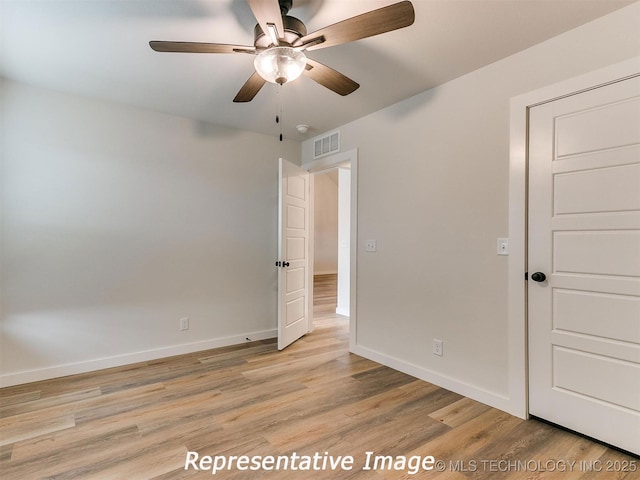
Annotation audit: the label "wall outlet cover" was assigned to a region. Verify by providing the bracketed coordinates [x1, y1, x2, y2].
[365, 239, 377, 252]
[433, 339, 443, 356]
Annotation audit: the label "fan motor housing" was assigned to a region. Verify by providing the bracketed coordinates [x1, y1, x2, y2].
[254, 16, 307, 48]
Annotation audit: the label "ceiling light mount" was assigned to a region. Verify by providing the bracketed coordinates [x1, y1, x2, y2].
[254, 16, 306, 49]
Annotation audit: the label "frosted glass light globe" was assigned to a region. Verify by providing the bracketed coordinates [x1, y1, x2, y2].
[254, 47, 307, 85]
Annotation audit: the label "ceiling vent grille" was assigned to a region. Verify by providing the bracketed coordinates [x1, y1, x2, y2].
[313, 130, 340, 159]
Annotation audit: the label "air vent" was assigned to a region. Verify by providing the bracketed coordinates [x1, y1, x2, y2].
[313, 130, 340, 159]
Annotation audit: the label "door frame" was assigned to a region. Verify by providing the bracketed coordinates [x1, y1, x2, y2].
[303, 148, 358, 350]
[508, 56, 640, 419]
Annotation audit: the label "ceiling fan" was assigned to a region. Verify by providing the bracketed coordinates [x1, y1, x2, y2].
[149, 0, 415, 102]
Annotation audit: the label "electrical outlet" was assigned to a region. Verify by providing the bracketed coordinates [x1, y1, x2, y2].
[180, 317, 189, 331]
[433, 339, 443, 357]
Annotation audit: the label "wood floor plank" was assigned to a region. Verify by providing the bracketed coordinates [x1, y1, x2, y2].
[412, 408, 524, 462]
[469, 417, 559, 479]
[267, 381, 438, 449]
[1, 425, 141, 479]
[525, 433, 607, 480]
[10, 387, 223, 462]
[73, 383, 168, 424]
[0, 388, 101, 418]
[78, 444, 189, 480]
[0, 413, 75, 447]
[298, 354, 382, 388]
[0, 391, 41, 408]
[161, 368, 248, 394]
[428, 397, 493, 428]
[0, 274, 635, 479]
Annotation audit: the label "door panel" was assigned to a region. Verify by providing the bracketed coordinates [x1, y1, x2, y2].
[554, 163, 640, 214]
[278, 158, 310, 350]
[286, 205, 305, 229]
[286, 237, 305, 260]
[528, 75, 640, 455]
[286, 268, 305, 293]
[555, 96, 640, 157]
[285, 296, 305, 326]
[553, 347, 640, 410]
[553, 289, 640, 343]
[553, 230, 640, 276]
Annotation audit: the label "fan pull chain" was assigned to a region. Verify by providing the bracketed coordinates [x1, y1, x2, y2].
[276, 84, 284, 142]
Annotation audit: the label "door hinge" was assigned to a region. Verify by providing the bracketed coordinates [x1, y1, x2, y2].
[524, 272, 528, 280]
[275, 261, 282, 267]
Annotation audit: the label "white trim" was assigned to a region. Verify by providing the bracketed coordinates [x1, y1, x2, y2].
[349, 154, 358, 348]
[304, 148, 354, 172]
[351, 344, 517, 416]
[335, 307, 350, 317]
[307, 172, 315, 334]
[303, 148, 358, 351]
[508, 56, 640, 419]
[0, 329, 276, 387]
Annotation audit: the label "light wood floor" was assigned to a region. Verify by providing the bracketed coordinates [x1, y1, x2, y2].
[0, 275, 636, 479]
[313, 274, 348, 326]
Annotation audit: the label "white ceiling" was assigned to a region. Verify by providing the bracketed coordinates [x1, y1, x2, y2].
[1, 0, 635, 141]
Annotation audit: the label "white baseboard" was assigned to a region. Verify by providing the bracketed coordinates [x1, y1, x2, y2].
[350, 344, 522, 418]
[0, 329, 277, 388]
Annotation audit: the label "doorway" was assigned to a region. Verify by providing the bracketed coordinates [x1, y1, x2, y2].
[312, 167, 350, 328]
[305, 148, 358, 347]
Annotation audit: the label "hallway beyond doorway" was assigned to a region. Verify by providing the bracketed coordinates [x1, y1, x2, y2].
[313, 274, 347, 327]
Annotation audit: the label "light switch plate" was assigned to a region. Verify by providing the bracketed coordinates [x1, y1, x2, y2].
[365, 239, 377, 252]
[497, 238, 509, 256]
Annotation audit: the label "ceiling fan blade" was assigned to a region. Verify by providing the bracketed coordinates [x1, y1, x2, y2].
[304, 58, 359, 96]
[149, 41, 255, 54]
[293, 1, 415, 51]
[247, 0, 285, 43]
[233, 72, 267, 102]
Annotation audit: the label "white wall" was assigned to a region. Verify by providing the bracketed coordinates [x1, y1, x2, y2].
[0, 80, 300, 386]
[313, 170, 338, 274]
[302, 2, 640, 415]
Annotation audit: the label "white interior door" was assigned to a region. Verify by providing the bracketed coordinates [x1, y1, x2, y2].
[528, 75, 640, 454]
[278, 158, 310, 350]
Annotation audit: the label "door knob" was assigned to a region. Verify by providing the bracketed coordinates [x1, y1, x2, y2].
[531, 272, 546, 282]
[283, 261, 290, 267]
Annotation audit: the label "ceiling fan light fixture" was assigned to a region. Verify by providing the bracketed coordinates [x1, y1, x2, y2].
[254, 47, 307, 85]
